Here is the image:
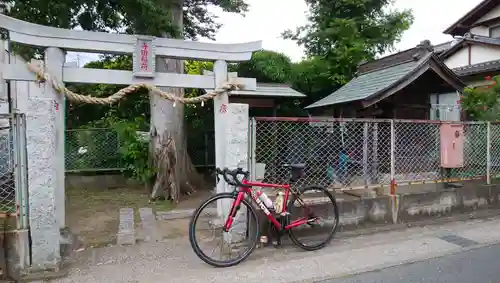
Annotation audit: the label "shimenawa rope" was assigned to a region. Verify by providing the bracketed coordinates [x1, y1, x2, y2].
[26, 61, 242, 105]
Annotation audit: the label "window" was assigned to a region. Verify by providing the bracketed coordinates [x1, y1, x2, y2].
[490, 25, 500, 38]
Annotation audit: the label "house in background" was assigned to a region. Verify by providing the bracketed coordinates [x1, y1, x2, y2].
[306, 0, 500, 121]
[441, 0, 500, 86]
[305, 40, 465, 120]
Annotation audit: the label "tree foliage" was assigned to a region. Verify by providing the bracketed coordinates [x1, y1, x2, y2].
[2, 0, 417, 185]
[231, 50, 306, 116]
[283, 0, 414, 86]
[233, 50, 294, 83]
[66, 55, 150, 129]
[290, 57, 333, 109]
[461, 76, 500, 121]
[2, 0, 248, 39]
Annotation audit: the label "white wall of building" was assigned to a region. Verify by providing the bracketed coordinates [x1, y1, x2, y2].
[470, 26, 489, 36]
[471, 44, 500, 64]
[444, 44, 500, 69]
[444, 47, 469, 69]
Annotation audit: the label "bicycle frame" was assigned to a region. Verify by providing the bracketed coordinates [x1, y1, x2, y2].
[223, 178, 314, 232]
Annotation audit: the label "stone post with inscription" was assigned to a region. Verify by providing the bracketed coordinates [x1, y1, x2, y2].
[225, 103, 249, 241]
[26, 50, 63, 271]
[213, 61, 231, 222]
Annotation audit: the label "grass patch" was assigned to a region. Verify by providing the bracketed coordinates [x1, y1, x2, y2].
[66, 186, 173, 247]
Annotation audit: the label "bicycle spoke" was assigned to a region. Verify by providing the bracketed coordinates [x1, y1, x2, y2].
[287, 186, 339, 251]
[189, 193, 259, 267]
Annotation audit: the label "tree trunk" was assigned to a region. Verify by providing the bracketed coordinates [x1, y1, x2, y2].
[150, 0, 199, 202]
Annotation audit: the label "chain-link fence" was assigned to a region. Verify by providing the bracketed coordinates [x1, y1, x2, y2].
[0, 122, 14, 213]
[393, 121, 487, 183]
[250, 117, 500, 189]
[0, 113, 28, 221]
[491, 123, 500, 179]
[65, 128, 123, 172]
[66, 127, 215, 171]
[251, 117, 392, 188]
[188, 129, 215, 168]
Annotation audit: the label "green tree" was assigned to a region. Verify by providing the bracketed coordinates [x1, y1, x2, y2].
[231, 50, 307, 116]
[2, 0, 247, 39]
[184, 61, 215, 168]
[290, 57, 332, 112]
[233, 50, 294, 83]
[283, 0, 414, 101]
[66, 55, 150, 129]
[461, 76, 500, 121]
[3, 0, 250, 201]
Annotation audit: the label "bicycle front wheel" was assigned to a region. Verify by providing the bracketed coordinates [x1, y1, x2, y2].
[188, 192, 260, 267]
[287, 186, 339, 251]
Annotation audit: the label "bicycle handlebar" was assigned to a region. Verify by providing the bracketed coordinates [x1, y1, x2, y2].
[215, 167, 250, 186]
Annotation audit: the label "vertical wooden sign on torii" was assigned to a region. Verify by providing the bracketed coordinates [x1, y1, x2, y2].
[133, 36, 156, 78]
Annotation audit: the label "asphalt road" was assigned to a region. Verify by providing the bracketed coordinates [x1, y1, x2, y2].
[322, 244, 500, 283]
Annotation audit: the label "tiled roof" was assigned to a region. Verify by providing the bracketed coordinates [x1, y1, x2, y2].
[305, 59, 421, 109]
[433, 41, 453, 54]
[229, 83, 306, 97]
[357, 41, 452, 75]
[305, 41, 465, 110]
[453, 59, 500, 76]
[440, 36, 500, 59]
[205, 83, 306, 98]
[444, 0, 498, 36]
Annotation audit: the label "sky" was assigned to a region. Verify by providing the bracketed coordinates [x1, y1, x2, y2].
[68, 0, 485, 64]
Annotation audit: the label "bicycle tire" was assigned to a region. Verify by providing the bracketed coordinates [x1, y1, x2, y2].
[188, 192, 260, 267]
[287, 186, 339, 251]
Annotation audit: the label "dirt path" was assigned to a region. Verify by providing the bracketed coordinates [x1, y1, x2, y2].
[66, 186, 213, 247]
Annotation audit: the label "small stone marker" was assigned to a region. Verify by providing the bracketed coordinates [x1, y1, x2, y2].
[139, 207, 161, 242]
[117, 208, 136, 245]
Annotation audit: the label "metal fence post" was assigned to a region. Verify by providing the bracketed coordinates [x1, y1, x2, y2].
[487, 121, 491, 185]
[390, 120, 396, 194]
[250, 117, 257, 182]
[12, 113, 21, 228]
[20, 114, 28, 229]
[371, 122, 379, 184]
[12, 113, 28, 229]
[362, 122, 369, 187]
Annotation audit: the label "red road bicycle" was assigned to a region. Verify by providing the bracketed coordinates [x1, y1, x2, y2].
[188, 164, 339, 267]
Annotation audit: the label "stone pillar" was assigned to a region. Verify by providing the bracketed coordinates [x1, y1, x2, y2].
[225, 103, 249, 241]
[45, 48, 66, 230]
[26, 48, 64, 270]
[213, 60, 228, 194]
[213, 61, 230, 220]
[225, 103, 249, 172]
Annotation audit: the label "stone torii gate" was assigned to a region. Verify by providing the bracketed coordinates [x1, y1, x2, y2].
[0, 14, 260, 276]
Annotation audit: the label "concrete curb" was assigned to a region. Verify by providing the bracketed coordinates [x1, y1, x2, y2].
[336, 208, 500, 239]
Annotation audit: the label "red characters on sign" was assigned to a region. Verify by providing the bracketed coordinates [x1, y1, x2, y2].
[140, 43, 149, 71]
[219, 103, 227, 113]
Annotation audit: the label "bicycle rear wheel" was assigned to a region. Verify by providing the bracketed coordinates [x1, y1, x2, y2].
[287, 186, 339, 251]
[188, 192, 260, 267]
